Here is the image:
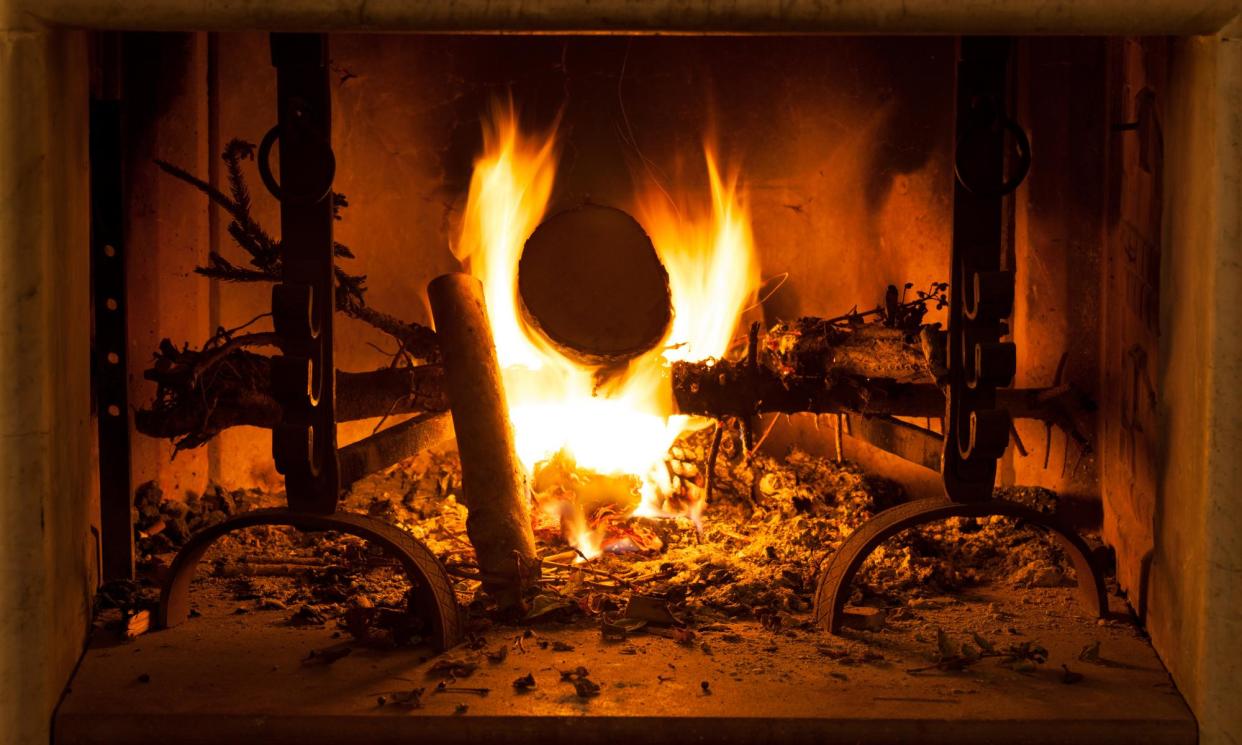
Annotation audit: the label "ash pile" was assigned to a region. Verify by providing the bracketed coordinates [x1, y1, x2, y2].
[107, 430, 1080, 649]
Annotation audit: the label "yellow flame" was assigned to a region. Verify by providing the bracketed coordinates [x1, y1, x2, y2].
[572, 525, 603, 564]
[454, 101, 760, 558]
[452, 99, 558, 371]
[640, 150, 760, 365]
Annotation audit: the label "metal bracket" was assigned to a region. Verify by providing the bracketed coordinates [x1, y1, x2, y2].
[91, 94, 135, 582]
[158, 509, 465, 651]
[845, 414, 944, 472]
[942, 37, 1025, 503]
[813, 497, 1108, 634]
[265, 32, 341, 515]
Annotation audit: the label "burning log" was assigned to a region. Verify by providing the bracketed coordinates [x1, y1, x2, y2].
[517, 204, 671, 364]
[133, 261, 1080, 488]
[670, 303, 1090, 429]
[136, 318, 1085, 460]
[671, 357, 1085, 424]
[427, 272, 539, 610]
[763, 317, 931, 383]
[134, 346, 448, 448]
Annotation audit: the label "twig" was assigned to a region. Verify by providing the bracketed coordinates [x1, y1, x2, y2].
[748, 414, 782, 458]
[445, 565, 483, 580]
[541, 560, 633, 588]
[191, 332, 282, 384]
[741, 272, 790, 314]
[704, 420, 723, 504]
[1009, 419, 1029, 457]
[195, 253, 279, 284]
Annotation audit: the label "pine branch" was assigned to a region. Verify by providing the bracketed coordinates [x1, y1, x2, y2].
[219, 139, 280, 270]
[190, 254, 436, 360]
[156, 150, 279, 272]
[146, 139, 443, 454]
[222, 139, 254, 217]
[195, 253, 279, 283]
[155, 157, 237, 213]
[225, 222, 279, 273]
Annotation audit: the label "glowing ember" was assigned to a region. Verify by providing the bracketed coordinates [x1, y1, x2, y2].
[452, 100, 760, 557]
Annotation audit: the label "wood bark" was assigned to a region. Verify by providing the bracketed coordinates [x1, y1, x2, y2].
[671, 358, 1084, 423]
[136, 323, 1081, 442]
[134, 318, 1089, 489]
[518, 204, 671, 364]
[763, 318, 932, 383]
[427, 273, 538, 609]
[134, 356, 448, 440]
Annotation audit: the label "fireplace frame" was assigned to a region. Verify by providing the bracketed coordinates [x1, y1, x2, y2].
[1, 2, 1239, 744]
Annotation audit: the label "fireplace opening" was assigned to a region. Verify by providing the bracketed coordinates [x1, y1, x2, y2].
[37, 27, 1228, 745]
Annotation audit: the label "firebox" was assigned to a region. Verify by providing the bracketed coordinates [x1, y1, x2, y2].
[1, 4, 1239, 745]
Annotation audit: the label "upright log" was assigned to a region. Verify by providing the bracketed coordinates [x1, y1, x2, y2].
[427, 273, 538, 609]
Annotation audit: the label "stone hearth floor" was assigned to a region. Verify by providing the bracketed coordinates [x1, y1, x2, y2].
[56, 584, 1194, 745]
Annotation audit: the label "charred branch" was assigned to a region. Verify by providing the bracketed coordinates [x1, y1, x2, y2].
[136, 332, 1088, 457]
[763, 318, 932, 383]
[135, 342, 448, 450]
[671, 357, 1092, 426]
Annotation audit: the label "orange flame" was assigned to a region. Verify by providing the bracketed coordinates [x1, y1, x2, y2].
[454, 101, 760, 558]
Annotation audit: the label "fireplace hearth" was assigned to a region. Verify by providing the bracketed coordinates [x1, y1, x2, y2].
[1, 4, 1239, 745]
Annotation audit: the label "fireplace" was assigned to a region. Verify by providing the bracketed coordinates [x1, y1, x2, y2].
[1, 4, 1240, 745]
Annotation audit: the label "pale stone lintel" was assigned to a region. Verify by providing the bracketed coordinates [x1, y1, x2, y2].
[0, 0, 44, 33]
[4, 0, 1241, 35]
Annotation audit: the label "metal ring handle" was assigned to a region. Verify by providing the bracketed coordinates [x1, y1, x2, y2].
[158, 508, 465, 650]
[813, 497, 1108, 634]
[257, 125, 336, 206]
[954, 117, 1031, 198]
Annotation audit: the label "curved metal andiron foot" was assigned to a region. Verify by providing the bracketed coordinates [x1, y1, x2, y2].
[158, 509, 465, 650]
[813, 498, 1107, 634]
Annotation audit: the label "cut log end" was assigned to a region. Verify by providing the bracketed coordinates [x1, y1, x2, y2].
[518, 204, 671, 365]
